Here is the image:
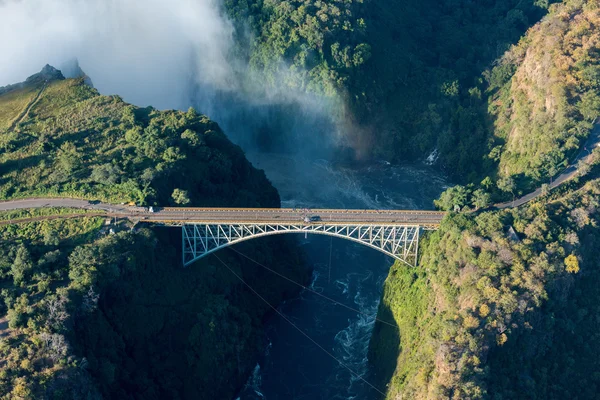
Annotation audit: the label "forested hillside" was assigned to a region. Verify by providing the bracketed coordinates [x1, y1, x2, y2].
[223, 0, 598, 190]
[489, 0, 600, 188]
[0, 68, 308, 399]
[222, 0, 553, 179]
[370, 168, 600, 399]
[369, 1, 600, 398]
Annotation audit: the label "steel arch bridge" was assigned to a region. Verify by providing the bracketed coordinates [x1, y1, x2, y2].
[0, 199, 446, 266]
[182, 223, 426, 267]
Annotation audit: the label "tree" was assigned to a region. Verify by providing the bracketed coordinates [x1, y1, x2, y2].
[352, 43, 372, 66]
[579, 89, 600, 120]
[481, 177, 493, 190]
[172, 189, 191, 205]
[163, 147, 186, 163]
[11, 246, 33, 287]
[577, 159, 591, 178]
[56, 142, 82, 173]
[441, 80, 459, 97]
[497, 176, 515, 194]
[497, 333, 508, 346]
[91, 163, 121, 184]
[125, 126, 142, 144]
[186, 107, 199, 120]
[181, 129, 202, 146]
[472, 189, 491, 210]
[140, 168, 155, 185]
[564, 254, 580, 274]
[434, 185, 470, 211]
[42, 227, 60, 246]
[46, 294, 69, 331]
[497, 176, 516, 204]
[68, 246, 99, 290]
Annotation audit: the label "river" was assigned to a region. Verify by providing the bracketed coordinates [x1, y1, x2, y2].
[234, 153, 447, 400]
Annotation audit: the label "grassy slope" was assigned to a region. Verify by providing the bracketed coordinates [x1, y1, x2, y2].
[0, 73, 307, 399]
[0, 76, 280, 206]
[0, 85, 38, 131]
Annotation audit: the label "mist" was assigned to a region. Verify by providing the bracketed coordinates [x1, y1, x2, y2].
[0, 0, 359, 160]
[0, 0, 235, 110]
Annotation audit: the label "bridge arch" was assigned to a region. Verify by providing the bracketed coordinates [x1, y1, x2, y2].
[182, 223, 421, 267]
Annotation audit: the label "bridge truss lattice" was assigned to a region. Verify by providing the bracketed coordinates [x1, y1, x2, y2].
[182, 223, 423, 267]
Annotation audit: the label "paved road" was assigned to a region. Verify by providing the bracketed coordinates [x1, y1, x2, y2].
[6, 122, 598, 223]
[3, 118, 599, 224]
[496, 121, 600, 208]
[0, 198, 445, 227]
[144, 207, 445, 227]
[0, 198, 137, 213]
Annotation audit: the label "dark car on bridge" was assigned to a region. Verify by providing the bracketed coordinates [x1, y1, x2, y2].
[303, 215, 321, 223]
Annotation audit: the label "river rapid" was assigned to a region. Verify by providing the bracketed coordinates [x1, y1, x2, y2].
[235, 153, 447, 400]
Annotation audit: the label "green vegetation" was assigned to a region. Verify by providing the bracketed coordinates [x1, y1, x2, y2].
[371, 176, 600, 398]
[0, 85, 37, 131]
[223, 0, 553, 181]
[369, 3, 600, 393]
[0, 207, 98, 222]
[226, 0, 597, 192]
[0, 71, 307, 398]
[489, 0, 600, 188]
[0, 73, 279, 207]
[1, 0, 599, 397]
[225, 0, 370, 96]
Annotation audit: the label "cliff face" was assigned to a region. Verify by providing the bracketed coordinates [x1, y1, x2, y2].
[222, 0, 550, 177]
[489, 0, 600, 185]
[0, 64, 64, 96]
[369, 2, 600, 398]
[0, 68, 308, 399]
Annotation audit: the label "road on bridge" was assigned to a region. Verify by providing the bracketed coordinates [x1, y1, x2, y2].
[146, 207, 445, 227]
[0, 198, 445, 227]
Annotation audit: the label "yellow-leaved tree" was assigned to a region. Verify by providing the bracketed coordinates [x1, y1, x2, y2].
[565, 254, 580, 274]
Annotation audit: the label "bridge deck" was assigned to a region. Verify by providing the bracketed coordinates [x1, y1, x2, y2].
[0, 199, 444, 266]
[0, 199, 445, 227]
[143, 207, 445, 227]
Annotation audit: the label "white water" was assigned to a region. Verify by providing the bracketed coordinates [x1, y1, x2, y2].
[237, 154, 446, 400]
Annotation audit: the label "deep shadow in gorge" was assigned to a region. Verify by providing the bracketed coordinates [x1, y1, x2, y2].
[367, 301, 400, 397]
[71, 227, 310, 400]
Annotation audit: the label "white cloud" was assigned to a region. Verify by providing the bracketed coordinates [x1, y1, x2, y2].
[0, 0, 234, 109]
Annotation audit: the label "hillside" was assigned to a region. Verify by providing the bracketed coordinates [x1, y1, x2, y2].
[223, 0, 552, 178]
[368, 1, 600, 398]
[370, 170, 600, 399]
[0, 67, 308, 399]
[488, 0, 600, 188]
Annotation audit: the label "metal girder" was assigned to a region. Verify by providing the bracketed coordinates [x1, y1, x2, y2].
[182, 223, 421, 267]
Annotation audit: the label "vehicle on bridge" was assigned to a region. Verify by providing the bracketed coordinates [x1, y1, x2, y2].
[303, 215, 321, 223]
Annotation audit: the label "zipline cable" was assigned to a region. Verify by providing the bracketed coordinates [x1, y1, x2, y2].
[328, 236, 333, 285]
[212, 253, 386, 397]
[227, 246, 398, 329]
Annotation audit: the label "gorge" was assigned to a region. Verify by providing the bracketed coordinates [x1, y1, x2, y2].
[1, 0, 600, 399]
